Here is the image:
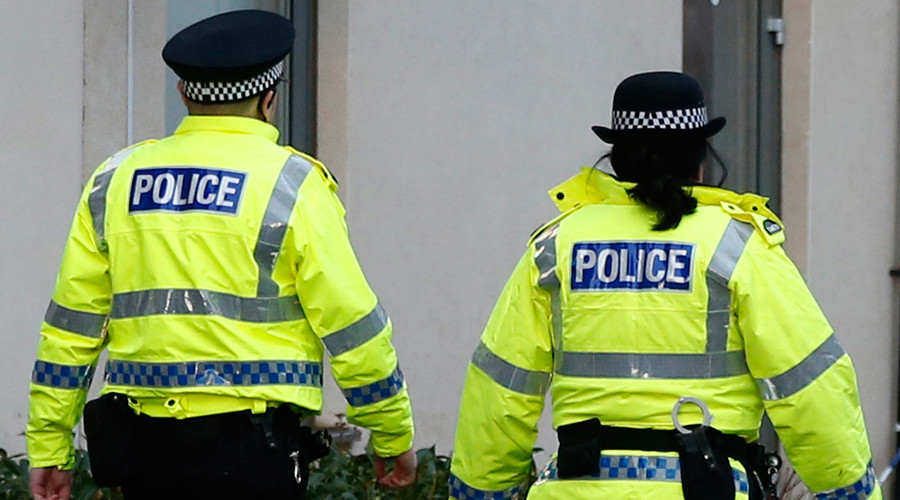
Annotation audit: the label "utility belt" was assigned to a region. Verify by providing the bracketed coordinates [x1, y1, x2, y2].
[556, 398, 780, 500]
[83, 393, 331, 491]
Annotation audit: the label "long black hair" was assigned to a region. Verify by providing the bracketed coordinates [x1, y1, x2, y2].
[605, 136, 709, 231]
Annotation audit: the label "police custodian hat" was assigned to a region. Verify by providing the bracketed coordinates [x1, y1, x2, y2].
[592, 71, 726, 144]
[162, 10, 295, 103]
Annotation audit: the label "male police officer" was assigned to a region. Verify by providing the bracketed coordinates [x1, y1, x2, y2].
[27, 10, 416, 500]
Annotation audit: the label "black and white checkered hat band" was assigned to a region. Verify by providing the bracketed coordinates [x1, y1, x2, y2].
[183, 61, 284, 103]
[613, 107, 709, 131]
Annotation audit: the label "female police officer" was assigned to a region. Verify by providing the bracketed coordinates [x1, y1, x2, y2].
[449, 71, 880, 499]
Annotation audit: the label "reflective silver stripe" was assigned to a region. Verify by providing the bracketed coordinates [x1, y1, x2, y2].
[254, 155, 313, 296]
[556, 350, 749, 379]
[321, 303, 388, 356]
[105, 359, 323, 388]
[755, 334, 846, 400]
[550, 289, 564, 372]
[534, 225, 560, 291]
[44, 301, 106, 338]
[706, 280, 731, 352]
[111, 289, 304, 322]
[705, 219, 754, 352]
[471, 341, 550, 396]
[813, 462, 876, 500]
[533, 225, 564, 370]
[89, 147, 138, 247]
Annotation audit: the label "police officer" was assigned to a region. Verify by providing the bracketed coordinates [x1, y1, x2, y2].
[27, 10, 415, 500]
[448, 72, 880, 499]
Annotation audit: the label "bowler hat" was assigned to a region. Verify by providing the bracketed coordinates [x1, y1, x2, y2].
[592, 71, 725, 144]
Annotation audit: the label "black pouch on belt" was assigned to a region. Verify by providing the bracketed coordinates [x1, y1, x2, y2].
[247, 406, 332, 492]
[556, 418, 602, 478]
[298, 426, 332, 462]
[675, 425, 735, 500]
[82, 393, 138, 486]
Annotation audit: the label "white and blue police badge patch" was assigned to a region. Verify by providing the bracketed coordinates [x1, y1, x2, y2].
[129, 167, 246, 214]
[571, 241, 695, 292]
[763, 219, 782, 235]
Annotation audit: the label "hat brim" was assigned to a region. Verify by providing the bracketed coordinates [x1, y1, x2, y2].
[592, 116, 726, 144]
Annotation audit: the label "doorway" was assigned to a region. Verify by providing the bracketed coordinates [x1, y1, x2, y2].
[683, 0, 783, 213]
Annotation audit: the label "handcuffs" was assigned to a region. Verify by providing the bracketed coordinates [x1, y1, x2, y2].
[672, 396, 782, 499]
[672, 396, 715, 434]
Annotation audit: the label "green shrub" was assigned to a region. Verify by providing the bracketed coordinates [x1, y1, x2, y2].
[307, 445, 452, 499]
[0, 448, 28, 500]
[1, 445, 537, 499]
[0, 448, 122, 500]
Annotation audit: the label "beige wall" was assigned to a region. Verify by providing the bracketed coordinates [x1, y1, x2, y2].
[0, 1, 86, 453]
[3, 3, 898, 493]
[83, 0, 167, 180]
[806, 0, 899, 479]
[784, 0, 900, 488]
[318, 0, 684, 457]
[0, 0, 167, 455]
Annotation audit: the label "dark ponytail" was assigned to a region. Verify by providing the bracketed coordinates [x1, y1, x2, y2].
[608, 136, 706, 231]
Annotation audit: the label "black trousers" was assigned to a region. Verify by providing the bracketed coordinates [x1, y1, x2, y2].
[99, 404, 308, 500]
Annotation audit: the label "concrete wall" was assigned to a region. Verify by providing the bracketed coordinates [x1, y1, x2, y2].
[802, 0, 900, 484]
[784, 0, 900, 490]
[0, 2, 86, 454]
[0, 0, 166, 456]
[84, 0, 166, 178]
[3, 4, 898, 495]
[317, 0, 683, 457]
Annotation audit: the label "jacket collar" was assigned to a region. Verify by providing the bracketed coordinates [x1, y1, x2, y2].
[173, 115, 280, 143]
[549, 167, 776, 217]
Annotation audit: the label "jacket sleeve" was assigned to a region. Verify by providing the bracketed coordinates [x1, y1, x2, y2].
[734, 234, 881, 498]
[289, 163, 414, 457]
[449, 248, 553, 499]
[27, 175, 111, 469]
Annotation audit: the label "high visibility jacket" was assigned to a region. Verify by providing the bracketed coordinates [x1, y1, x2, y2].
[449, 169, 880, 499]
[27, 116, 414, 468]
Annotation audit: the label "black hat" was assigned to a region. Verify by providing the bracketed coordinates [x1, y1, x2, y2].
[162, 10, 295, 103]
[592, 71, 725, 144]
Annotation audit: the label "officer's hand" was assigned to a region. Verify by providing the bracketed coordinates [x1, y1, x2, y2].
[374, 448, 417, 488]
[30, 466, 73, 500]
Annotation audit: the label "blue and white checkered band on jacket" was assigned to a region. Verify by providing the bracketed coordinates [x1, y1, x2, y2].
[612, 107, 709, 131]
[183, 61, 284, 103]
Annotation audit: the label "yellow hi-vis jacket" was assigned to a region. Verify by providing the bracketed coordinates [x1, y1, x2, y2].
[450, 169, 880, 500]
[27, 116, 414, 469]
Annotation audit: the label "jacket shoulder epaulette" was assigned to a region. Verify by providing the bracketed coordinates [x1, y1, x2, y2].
[719, 201, 786, 247]
[528, 204, 582, 247]
[119, 138, 159, 152]
[284, 146, 339, 192]
[115, 138, 159, 156]
[96, 139, 159, 174]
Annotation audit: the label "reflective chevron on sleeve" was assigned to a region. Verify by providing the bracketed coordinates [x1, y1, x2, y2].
[471, 342, 550, 396]
[44, 301, 106, 338]
[755, 334, 846, 400]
